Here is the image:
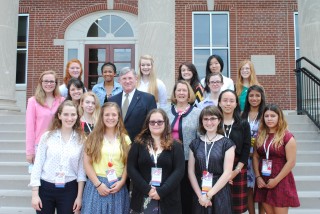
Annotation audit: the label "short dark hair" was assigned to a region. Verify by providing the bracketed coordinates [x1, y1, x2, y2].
[198, 106, 224, 135]
[66, 78, 85, 101]
[101, 62, 117, 74]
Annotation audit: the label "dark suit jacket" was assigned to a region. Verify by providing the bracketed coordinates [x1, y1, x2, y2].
[108, 90, 157, 141]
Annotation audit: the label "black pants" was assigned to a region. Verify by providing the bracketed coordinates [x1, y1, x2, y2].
[37, 179, 78, 214]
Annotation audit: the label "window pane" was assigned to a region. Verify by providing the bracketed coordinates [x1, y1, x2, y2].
[114, 63, 131, 75]
[295, 14, 299, 47]
[114, 49, 131, 61]
[212, 14, 228, 47]
[194, 14, 210, 47]
[89, 49, 106, 61]
[17, 16, 27, 48]
[87, 20, 107, 37]
[212, 49, 229, 77]
[68, 49, 78, 61]
[114, 22, 134, 37]
[296, 49, 300, 59]
[16, 50, 26, 84]
[194, 49, 210, 79]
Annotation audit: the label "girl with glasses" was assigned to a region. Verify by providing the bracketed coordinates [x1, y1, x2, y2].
[127, 109, 185, 213]
[188, 106, 235, 213]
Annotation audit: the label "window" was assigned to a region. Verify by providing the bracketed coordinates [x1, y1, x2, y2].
[192, 12, 230, 79]
[16, 14, 28, 84]
[294, 12, 299, 60]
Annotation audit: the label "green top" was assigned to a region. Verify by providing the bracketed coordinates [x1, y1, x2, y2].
[239, 86, 249, 111]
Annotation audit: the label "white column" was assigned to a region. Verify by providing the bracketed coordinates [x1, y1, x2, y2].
[0, 0, 20, 111]
[298, 0, 320, 77]
[138, 0, 175, 96]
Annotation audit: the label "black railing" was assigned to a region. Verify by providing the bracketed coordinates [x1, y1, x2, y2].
[295, 57, 320, 129]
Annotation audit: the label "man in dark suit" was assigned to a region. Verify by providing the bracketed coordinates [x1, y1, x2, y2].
[108, 67, 157, 142]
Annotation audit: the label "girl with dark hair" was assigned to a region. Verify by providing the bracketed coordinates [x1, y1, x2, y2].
[127, 109, 185, 214]
[201, 55, 234, 94]
[82, 102, 131, 213]
[241, 85, 266, 214]
[66, 78, 85, 106]
[30, 100, 86, 214]
[178, 62, 204, 105]
[253, 104, 300, 213]
[188, 106, 235, 213]
[218, 89, 251, 213]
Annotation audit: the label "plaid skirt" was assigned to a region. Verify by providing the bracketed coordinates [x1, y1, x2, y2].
[81, 176, 130, 214]
[230, 163, 248, 213]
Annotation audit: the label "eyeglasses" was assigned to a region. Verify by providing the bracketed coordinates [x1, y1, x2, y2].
[203, 117, 219, 122]
[209, 81, 222, 85]
[42, 80, 56, 85]
[149, 120, 165, 126]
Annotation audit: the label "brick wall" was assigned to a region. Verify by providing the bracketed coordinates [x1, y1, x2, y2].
[19, 0, 298, 109]
[176, 0, 298, 109]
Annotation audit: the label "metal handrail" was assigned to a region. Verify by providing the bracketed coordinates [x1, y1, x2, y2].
[295, 57, 320, 129]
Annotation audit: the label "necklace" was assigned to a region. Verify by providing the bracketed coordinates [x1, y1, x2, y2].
[174, 104, 190, 116]
[205, 133, 217, 142]
[104, 135, 117, 168]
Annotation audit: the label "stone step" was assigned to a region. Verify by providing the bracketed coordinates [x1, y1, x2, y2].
[0, 115, 25, 123]
[296, 140, 320, 150]
[0, 175, 29, 190]
[289, 123, 319, 131]
[285, 115, 312, 124]
[293, 131, 320, 141]
[293, 163, 320, 176]
[298, 191, 320, 209]
[0, 162, 28, 175]
[0, 123, 25, 132]
[0, 140, 25, 150]
[0, 150, 25, 162]
[296, 151, 320, 162]
[0, 207, 34, 214]
[295, 176, 320, 192]
[0, 131, 25, 140]
[0, 190, 31, 207]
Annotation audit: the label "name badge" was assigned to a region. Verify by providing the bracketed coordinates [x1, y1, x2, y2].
[106, 169, 118, 184]
[201, 171, 213, 195]
[150, 167, 162, 186]
[261, 159, 272, 176]
[55, 172, 66, 188]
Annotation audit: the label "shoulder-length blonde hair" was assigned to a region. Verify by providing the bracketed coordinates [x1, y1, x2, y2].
[48, 100, 84, 140]
[135, 109, 174, 150]
[170, 80, 196, 105]
[78, 92, 101, 125]
[63, 59, 83, 85]
[256, 104, 288, 149]
[85, 102, 129, 164]
[35, 70, 61, 106]
[235, 59, 260, 96]
[137, 55, 159, 102]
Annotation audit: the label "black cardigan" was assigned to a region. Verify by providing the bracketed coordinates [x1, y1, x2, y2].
[127, 141, 185, 213]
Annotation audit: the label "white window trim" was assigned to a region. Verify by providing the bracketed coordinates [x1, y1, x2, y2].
[192, 11, 230, 77]
[294, 12, 299, 60]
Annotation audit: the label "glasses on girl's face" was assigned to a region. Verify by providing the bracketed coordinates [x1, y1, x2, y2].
[42, 80, 56, 85]
[209, 81, 222, 85]
[203, 117, 219, 122]
[149, 120, 165, 126]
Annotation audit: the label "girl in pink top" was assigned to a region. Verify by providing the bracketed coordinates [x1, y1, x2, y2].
[26, 70, 65, 164]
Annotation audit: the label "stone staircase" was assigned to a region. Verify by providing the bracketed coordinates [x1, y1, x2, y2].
[0, 112, 319, 213]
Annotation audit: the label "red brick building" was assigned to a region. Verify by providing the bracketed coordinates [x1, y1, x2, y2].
[17, 0, 298, 110]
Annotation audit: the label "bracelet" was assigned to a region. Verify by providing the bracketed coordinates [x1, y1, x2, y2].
[256, 176, 262, 179]
[95, 182, 102, 188]
[206, 192, 212, 200]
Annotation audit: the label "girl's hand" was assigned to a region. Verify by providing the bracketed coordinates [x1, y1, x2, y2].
[149, 186, 160, 200]
[199, 195, 212, 208]
[110, 180, 124, 194]
[266, 178, 279, 189]
[96, 183, 110, 196]
[73, 196, 82, 212]
[256, 177, 267, 188]
[31, 194, 42, 211]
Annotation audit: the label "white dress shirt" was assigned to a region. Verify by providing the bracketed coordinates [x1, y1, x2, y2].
[137, 79, 167, 108]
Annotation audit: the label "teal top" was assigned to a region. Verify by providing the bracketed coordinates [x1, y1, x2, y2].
[239, 86, 248, 111]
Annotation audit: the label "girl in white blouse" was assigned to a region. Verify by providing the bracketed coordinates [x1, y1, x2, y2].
[30, 100, 86, 214]
[137, 55, 168, 108]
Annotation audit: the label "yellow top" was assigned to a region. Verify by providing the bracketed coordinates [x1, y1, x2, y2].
[93, 135, 131, 177]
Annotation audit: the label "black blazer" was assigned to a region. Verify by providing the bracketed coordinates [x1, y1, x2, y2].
[108, 90, 157, 141]
[127, 141, 185, 214]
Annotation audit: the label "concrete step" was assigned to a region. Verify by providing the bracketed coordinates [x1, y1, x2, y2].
[295, 176, 320, 191]
[298, 191, 320, 209]
[0, 162, 28, 175]
[289, 123, 319, 131]
[293, 131, 320, 141]
[296, 140, 320, 150]
[0, 123, 25, 132]
[0, 115, 25, 124]
[0, 140, 25, 150]
[0, 175, 29, 190]
[0, 131, 25, 140]
[296, 151, 320, 162]
[294, 163, 320, 176]
[0, 207, 34, 214]
[0, 150, 25, 162]
[0, 190, 31, 207]
[285, 115, 312, 124]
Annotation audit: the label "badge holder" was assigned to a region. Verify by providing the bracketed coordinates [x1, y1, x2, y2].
[201, 170, 213, 195]
[261, 159, 272, 176]
[55, 172, 66, 188]
[106, 169, 118, 186]
[150, 167, 162, 187]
